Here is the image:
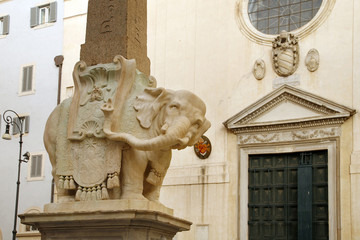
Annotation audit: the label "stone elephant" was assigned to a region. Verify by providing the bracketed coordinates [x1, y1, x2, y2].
[43, 56, 210, 203]
[101, 87, 211, 201]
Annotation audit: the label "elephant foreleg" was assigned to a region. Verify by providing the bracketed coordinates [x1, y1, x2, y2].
[145, 150, 171, 186]
[143, 181, 162, 202]
[120, 149, 147, 200]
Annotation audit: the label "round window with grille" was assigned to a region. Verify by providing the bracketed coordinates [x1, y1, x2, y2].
[248, 0, 322, 35]
[235, 0, 335, 45]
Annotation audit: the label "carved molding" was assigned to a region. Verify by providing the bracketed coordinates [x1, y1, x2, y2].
[238, 127, 341, 145]
[235, 0, 336, 46]
[224, 85, 355, 135]
[235, 92, 337, 126]
[233, 118, 347, 134]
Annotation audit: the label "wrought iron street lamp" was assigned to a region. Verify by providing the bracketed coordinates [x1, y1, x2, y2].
[2, 110, 30, 240]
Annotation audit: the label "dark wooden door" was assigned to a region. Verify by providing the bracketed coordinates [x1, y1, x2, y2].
[248, 150, 329, 240]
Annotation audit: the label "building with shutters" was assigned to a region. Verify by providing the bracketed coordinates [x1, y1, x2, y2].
[0, 0, 63, 239]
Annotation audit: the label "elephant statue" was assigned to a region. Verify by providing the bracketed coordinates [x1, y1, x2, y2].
[101, 87, 211, 201]
[43, 56, 210, 203]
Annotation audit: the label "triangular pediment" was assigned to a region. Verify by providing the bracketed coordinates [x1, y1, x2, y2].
[224, 85, 355, 133]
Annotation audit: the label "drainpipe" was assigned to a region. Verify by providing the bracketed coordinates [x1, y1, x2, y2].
[54, 55, 64, 105]
[51, 55, 64, 203]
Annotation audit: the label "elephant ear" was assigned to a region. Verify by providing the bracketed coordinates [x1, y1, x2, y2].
[134, 87, 171, 129]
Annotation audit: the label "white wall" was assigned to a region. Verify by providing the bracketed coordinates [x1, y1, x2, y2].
[0, 0, 63, 239]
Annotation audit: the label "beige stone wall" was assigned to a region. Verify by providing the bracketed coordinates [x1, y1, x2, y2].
[148, 0, 359, 239]
[351, 0, 360, 238]
[61, 0, 359, 239]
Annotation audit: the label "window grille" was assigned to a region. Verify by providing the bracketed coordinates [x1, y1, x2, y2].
[248, 0, 322, 35]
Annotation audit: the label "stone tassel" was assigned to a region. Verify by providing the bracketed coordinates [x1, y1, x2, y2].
[58, 176, 64, 189]
[96, 186, 102, 200]
[107, 173, 114, 189]
[75, 187, 82, 201]
[86, 188, 92, 201]
[80, 188, 87, 201]
[101, 183, 109, 200]
[107, 173, 120, 189]
[91, 187, 97, 200]
[112, 172, 120, 188]
[64, 176, 70, 189]
[69, 176, 76, 189]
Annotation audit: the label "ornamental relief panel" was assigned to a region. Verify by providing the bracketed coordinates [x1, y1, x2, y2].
[238, 127, 341, 145]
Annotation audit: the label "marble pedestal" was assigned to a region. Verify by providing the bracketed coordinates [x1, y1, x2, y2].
[19, 200, 191, 240]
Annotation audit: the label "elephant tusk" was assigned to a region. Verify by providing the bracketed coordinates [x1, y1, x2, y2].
[177, 136, 190, 147]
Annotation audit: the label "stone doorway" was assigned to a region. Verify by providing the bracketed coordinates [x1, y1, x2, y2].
[248, 150, 329, 240]
[223, 84, 355, 240]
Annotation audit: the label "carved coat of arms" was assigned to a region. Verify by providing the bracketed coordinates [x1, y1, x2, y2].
[272, 31, 299, 77]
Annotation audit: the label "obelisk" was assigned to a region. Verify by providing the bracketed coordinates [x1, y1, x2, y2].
[80, 0, 150, 75]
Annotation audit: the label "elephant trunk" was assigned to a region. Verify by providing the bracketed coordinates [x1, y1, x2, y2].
[104, 116, 192, 151]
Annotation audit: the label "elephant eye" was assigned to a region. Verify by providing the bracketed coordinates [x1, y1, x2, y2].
[169, 103, 180, 109]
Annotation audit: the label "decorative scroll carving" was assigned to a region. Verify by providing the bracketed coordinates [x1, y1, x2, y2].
[238, 127, 341, 145]
[292, 128, 339, 140]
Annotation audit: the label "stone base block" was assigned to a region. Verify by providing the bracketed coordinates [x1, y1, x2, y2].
[43, 199, 173, 215]
[19, 200, 191, 240]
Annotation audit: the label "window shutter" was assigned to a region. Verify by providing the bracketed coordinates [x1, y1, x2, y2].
[30, 155, 36, 177]
[3, 15, 10, 34]
[49, 2, 57, 23]
[36, 155, 43, 177]
[22, 67, 28, 92]
[25, 116, 30, 133]
[31, 155, 43, 178]
[22, 66, 33, 92]
[27, 66, 33, 92]
[30, 7, 39, 27]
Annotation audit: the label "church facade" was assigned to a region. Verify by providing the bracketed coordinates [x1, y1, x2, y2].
[144, 1, 360, 239]
[59, 0, 360, 239]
